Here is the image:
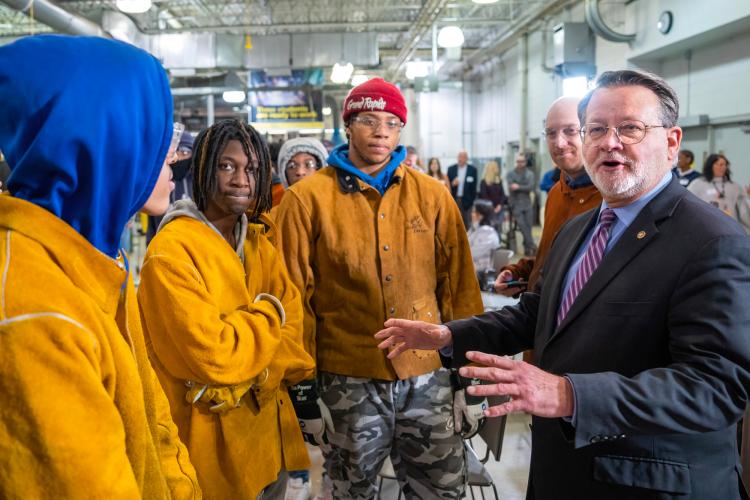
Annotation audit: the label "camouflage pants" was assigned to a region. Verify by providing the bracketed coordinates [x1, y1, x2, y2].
[319, 369, 466, 500]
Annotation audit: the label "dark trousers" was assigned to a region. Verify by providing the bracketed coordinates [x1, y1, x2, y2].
[456, 197, 471, 230]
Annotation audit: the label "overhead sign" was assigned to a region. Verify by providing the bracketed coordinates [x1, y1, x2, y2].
[248, 69, 324, 129]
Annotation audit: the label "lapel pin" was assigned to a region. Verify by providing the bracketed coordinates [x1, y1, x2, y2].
[636, 230, 646, 239]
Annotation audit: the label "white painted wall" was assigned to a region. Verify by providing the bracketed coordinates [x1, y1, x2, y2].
[655, 29, 750, 121]
[416, 0, 750, 184]
[629, 0, 750, 59]
[417, 86, 470, 169]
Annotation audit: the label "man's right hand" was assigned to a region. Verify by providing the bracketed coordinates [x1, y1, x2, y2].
[493, 270, 526, 297]
[374, 319, 453, 358]
[288, 380, 333, 450]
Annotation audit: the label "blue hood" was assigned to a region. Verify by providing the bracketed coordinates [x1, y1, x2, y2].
[327, 144, 406, 195]
[0, 35, 173, 257]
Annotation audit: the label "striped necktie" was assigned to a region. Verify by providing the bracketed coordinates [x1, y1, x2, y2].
[557, 208, 617, 326]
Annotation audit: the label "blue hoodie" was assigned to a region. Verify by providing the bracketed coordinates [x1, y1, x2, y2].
[327, 143, 406, 195]
[0, 35, 173, 258]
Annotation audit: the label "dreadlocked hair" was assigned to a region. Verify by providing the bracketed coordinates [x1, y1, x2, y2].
[192, 119, 273, 221]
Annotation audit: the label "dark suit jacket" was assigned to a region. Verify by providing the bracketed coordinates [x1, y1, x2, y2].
[447, 178, 750, 499]
[447, 164, 478, 210]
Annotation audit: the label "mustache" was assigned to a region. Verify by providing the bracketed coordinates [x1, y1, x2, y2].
[598, 153, 634, 166]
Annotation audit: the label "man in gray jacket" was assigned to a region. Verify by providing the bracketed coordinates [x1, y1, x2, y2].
[506, 152, 537, 255]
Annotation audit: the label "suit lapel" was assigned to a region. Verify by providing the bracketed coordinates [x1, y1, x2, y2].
[544, 178, 686, 347]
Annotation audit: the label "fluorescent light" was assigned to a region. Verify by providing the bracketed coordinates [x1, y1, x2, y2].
[222, 90, 246, 103]
[330, 62, 354, 84]
[350, 74, 369, 86]
[437, 26, 464, 48]
[405, 61, 430, 80]
[472, 0, 499, 4]
[562, 76, 592, 98]
[116, 0, 152, 14]
[322, 107, 332, 116]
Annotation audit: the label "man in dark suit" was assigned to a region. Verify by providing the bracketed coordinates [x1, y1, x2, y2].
[375, 70, 750, 499]
[447, 150, 478, 229]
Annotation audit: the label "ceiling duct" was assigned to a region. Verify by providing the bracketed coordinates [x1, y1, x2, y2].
[387, 0, 451, 80]
[1, 0, 108, 37]
[584, 0, 635, 43]
[454, 0, 575, 78]
[100, 12, 380, 71]
[102, 10, 147, 47]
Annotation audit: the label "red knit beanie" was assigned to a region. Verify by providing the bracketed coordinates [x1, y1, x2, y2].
[342, 78, 407, 125]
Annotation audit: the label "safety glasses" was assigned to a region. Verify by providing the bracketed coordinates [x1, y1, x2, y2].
[166, 122, 185, 162]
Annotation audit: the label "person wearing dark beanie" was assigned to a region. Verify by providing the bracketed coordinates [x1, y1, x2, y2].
[275, 77, 483, 498]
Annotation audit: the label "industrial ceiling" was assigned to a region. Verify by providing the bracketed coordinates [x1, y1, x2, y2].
[0, 0, 600, 126]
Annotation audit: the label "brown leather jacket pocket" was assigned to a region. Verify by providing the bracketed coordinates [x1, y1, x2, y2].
[389, 298, 442, 379]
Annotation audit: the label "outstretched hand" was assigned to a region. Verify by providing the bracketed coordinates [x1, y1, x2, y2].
[460, 351, 574, 419]
[374, 319, 453, 359]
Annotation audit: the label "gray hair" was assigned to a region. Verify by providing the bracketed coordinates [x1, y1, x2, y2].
[578, 70, 679, 128]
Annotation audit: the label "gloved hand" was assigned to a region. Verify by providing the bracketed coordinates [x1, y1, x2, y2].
[254, 293, 286, 326]
[184, 371, 265, 414]
[450, 370, 488, 438]
[288, 379, 334, 450]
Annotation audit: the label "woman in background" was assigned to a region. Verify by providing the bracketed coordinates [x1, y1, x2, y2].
[426, 157, 450, 189]
[688, 153, 750, 231]
[478, 160, 506, 235]
[468, 199, 500, 271]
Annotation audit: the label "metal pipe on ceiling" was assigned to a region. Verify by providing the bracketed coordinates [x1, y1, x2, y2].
[519, 31, 529, 152]
[386, 0, 451, 80]
[584, 0, 635, 43]
[1, 0, 108, 37]
[540, 17, 555, 74]
[453, 0, 576, 78]
[144, 20, 414, 35]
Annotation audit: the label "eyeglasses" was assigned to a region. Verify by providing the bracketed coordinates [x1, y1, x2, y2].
[350, 115, 404, 131]
[580, 120, 664, 145]
[286, 159, 318, 171]
[542, 126, 580, 139]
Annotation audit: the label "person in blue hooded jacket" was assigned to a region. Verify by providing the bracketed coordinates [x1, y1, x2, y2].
[0, 35, 201, 498]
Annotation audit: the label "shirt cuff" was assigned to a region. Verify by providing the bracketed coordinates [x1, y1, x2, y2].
[439, 345, 454, 357]
[562, 375, 577, 426]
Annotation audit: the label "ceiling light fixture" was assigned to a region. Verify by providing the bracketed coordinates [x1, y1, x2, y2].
[330, 62, 354, 84]
[116, 0, 152, 14]
[222, 90, 246, 104]
[437, 26, 464, 48]
[471, 0, 500, 4]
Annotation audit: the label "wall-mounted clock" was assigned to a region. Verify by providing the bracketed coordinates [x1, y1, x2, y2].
[658, 10, 674, 35]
